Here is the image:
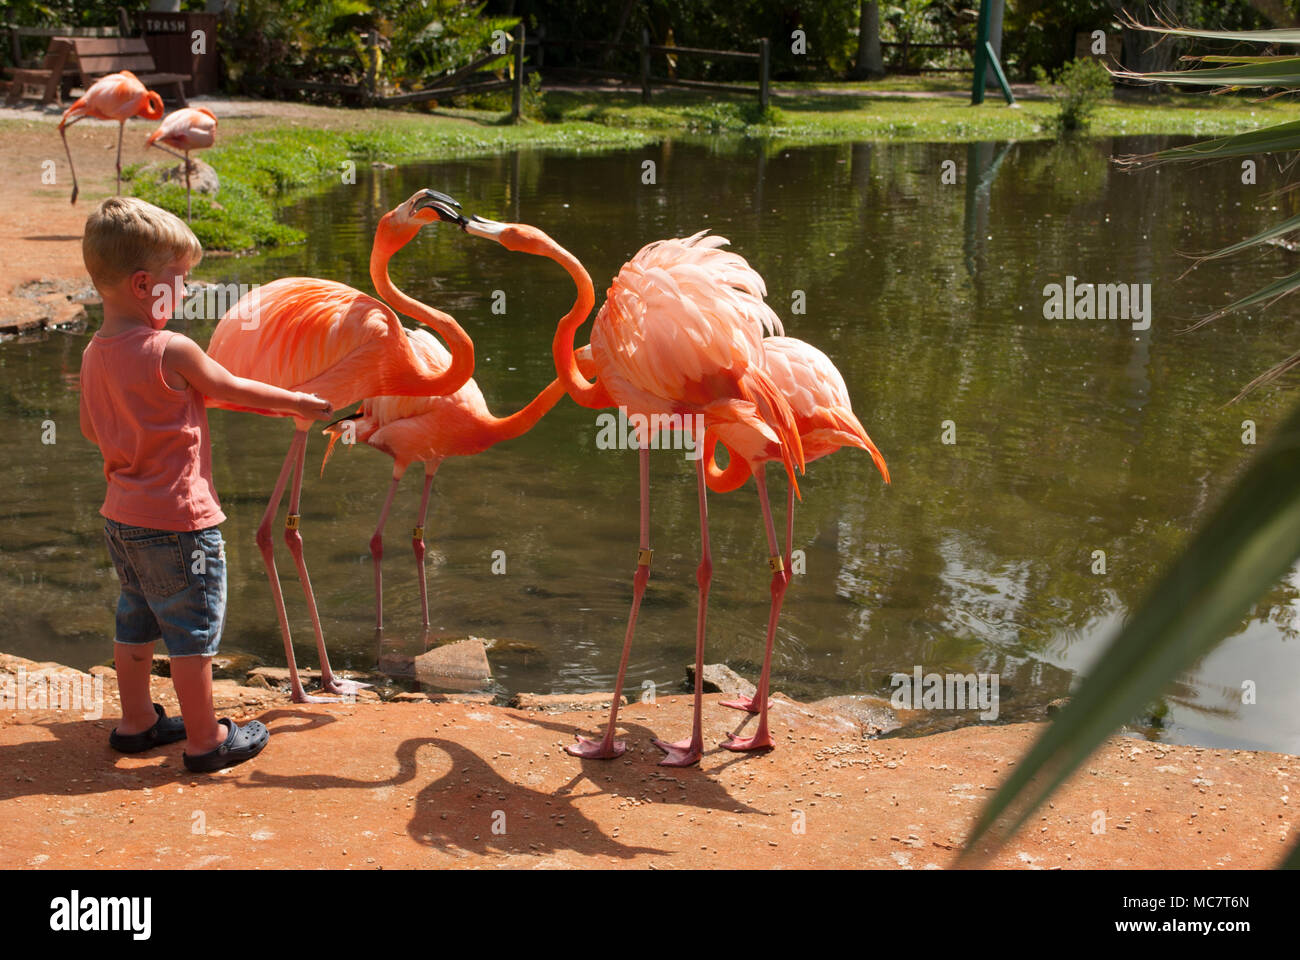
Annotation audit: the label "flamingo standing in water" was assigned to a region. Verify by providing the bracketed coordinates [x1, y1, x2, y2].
[319, 332, 596, 633]
[464, 217, 804, 766]
[146, 107, 217, 220]
[59, 71, 164, 204]
[703, 335, 890, 750]
[207, 189, 475, 703]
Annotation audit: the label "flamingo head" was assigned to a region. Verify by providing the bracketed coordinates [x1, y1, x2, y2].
[408, 188, 465, 226]
[139, 91, 165, 121]
[376, 189, 466, 248]
[463, 216, 553, 255]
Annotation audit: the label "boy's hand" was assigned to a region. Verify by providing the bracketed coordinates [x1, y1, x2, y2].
[295, 393, 333, 421]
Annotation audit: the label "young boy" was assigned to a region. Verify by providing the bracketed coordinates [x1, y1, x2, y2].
[79, 197, 331, 772]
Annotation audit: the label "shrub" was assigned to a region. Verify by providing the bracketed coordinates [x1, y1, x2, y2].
[1033, 57, 1112, 136]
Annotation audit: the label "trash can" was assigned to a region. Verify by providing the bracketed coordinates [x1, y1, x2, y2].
[133, 11, 219, 96]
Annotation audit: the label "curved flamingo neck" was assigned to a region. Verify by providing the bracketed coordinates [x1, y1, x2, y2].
[510, 235, 604, 409]
[481, 377, 569, 446]
[370, 227, 474, 396]
[704, 432, 752, 493]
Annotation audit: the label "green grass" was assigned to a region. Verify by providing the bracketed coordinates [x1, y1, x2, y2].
[545, 87, 1300, 141]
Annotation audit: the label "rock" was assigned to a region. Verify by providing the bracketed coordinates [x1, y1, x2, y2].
[481, 637, 544, 658]
[209, 653, 262, 680]
[376, 653, 415, 678]
[506, 692, 626, 713]
[248, 666, 321, 683]
[807, 694, 907, 737]
[685, 663, 756, 698]
[392, 691, 494, 705]
[243, 673, 272, 690]
[414, 639, 491, 689]
[1046, 697, 1070, 716]
[89, 665, 117, 680]
[157, 157, 219, 196]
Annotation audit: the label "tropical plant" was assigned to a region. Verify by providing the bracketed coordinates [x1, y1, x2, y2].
[963, 12, 1300, 867]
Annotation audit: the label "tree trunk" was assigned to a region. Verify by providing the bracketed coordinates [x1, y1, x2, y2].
[853, 1, 885, 79]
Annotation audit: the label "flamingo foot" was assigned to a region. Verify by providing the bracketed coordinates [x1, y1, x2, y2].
[720, 694, 764, 714]
[722, 729, 775, 752]
[290, 687, 346, 705]
[322, 675, 370, 696]
[565, 734, 627, 759]
[652, 736, 703, 767]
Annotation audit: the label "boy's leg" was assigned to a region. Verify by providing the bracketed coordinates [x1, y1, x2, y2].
[155, 526, 229, 756]
[170, 656, 225, 754]
[105, 520, 165, 737]
[114, 640, 161, 735]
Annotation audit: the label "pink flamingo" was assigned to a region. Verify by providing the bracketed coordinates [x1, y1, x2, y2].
[703, 335, 890, 750]
[318, 334, 596, 633]
[206, 189, 475, 703]
[146, 106, 217, 220]
[465, 218, 805, 766]
[59, 70, 164, 204]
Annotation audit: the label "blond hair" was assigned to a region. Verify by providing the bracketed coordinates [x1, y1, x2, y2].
[82, 196, 202, 288]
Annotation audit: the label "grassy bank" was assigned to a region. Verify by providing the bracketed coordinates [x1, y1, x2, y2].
[545, 87, 1300, 141]
[125, 85, 1300, 253]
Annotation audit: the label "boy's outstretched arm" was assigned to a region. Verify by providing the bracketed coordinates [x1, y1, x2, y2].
[163, 335, 333, 420]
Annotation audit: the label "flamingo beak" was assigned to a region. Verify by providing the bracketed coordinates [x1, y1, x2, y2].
[463, 214, 508, 240]
[412, 189, 466, 226]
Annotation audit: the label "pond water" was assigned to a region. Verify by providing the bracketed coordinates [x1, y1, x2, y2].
[5, 135, 1300, 752]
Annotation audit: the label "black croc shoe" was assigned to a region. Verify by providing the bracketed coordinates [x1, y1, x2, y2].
[109, 703, 186, 753]
[183, 719, 269, 773]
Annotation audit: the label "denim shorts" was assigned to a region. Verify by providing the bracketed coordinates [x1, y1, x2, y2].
[103, 519, 227, 658]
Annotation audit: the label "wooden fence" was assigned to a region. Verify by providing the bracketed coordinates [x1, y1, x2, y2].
[537, 28, 770, 106]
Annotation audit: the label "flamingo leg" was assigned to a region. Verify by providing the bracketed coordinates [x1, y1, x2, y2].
[652, 455, 712, 767]
[59, 116, 85, 205]
[785, 481, 794, 573]
[566, 445, 651, 759]
[115, 120, 124, 195]
[369, 476, 401, 632]
[724, 467, 786, 752]
[185, 148, 192, 221]
[413, 465, 438, 629]
[723, 475, 795, 715]
[282, 428, 369, 697]
[256, 431, 337, 704]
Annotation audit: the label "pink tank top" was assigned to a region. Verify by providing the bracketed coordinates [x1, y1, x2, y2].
[79, 326, 226, 531]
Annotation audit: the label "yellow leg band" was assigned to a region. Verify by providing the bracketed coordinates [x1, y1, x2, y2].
[285, 514, 300, 531]
[768, 555, 784, 572]
[412, 526, 424, 540]
[637, 548, 654, 569]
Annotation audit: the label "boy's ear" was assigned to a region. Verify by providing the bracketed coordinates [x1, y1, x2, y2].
[129, 269, 153, 300]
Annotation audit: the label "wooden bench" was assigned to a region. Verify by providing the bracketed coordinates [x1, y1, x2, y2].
[67, 37, 189, 105]
[4, 37, 74, 106]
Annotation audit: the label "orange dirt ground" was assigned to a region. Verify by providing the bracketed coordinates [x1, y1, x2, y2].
[0, 653, 1295, 869]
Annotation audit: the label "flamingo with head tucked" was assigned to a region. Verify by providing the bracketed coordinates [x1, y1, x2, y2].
[59, 71, 164, 204]
[703, 335, 890, 750]
[206, 189, 475, 703]
[147, 106, 217, 220]
[464, 217, 804, 766]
